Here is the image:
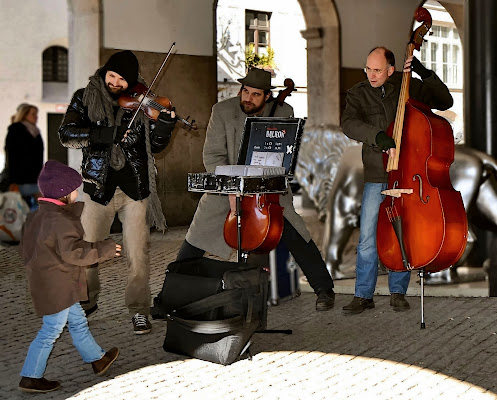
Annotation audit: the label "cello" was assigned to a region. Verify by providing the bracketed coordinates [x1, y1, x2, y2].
[376, 8, 467, 276]
[223, 78, 296, 254]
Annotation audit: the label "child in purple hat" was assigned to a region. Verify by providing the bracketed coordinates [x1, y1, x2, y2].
[18, 160, 122, 393]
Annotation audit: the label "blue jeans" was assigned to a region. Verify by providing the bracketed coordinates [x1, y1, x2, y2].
[20, 302, 105, 378]
[355, 182, 410, 299]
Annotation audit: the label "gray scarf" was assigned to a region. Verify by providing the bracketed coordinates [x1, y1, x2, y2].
[82, 71, 167, 232]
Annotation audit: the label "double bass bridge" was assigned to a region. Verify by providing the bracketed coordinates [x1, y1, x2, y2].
[381, 180, 413, 208]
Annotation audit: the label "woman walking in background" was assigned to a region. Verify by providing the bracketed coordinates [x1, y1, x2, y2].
[5, 103, 44, 209]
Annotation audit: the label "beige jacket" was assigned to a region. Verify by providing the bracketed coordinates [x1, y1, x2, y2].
[186, 96, 311, 259]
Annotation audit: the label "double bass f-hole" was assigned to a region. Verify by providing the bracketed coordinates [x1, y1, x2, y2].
[413, 174, 430, 204]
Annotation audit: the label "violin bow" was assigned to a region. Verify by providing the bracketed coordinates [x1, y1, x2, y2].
[127, 42, 176, 129]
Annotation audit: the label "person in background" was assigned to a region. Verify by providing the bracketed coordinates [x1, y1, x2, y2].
[5, 103, 44, 210]
[19, 160, 121, 393]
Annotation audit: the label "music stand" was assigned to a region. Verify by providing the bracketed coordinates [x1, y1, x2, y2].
[237, 118, 305, 307]
[237, 117, 305, 177]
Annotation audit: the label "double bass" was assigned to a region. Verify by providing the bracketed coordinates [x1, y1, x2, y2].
[376, 7, 467, 274]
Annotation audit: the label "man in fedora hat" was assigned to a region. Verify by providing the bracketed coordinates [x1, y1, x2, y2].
[172, 68, 336, 311]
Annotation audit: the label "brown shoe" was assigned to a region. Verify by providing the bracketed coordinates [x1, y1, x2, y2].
[19, 377, 61, 393]
[92, 347, 119, 376]
[342, 296, 375, 315]
[316, 288, 335, 311]
[390, 293, 410, 312]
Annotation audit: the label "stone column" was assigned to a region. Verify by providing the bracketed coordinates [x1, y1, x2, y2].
[301, 27, 324, 127]
[300, 26, 340, 128]
[464, 0, 497, 295]
[66, 0, 101, 171]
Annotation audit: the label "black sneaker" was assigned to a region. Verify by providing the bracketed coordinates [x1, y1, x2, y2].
[342, 296, 375, 315]
[316, 288, 335, 311]
[131, 313, 152, 335]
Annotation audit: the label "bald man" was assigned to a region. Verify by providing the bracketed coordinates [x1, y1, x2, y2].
[341, 46, 453, 315]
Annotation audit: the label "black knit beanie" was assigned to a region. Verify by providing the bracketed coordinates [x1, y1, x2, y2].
[101, 50, 139, 87]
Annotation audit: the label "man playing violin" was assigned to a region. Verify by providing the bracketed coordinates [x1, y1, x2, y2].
[175, 68, 336, 311]
[341, 46, 453, 315]
[59, 50, 177, 334]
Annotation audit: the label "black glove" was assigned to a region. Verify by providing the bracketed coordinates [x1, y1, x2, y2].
[411, 56, 431, 79]
[158, 108, 176, 124]
[155, 109, 177, 139]
[89, 126, 115, 145]
[375, 131, 395, 151]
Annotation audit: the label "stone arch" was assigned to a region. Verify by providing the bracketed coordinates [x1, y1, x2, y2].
[213, 0, 340, 128]
[298, 0, 340, 128]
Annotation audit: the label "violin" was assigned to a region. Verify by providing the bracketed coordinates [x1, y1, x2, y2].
[118, 82, 198, 131]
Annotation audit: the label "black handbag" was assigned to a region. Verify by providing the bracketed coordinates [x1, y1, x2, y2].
[155, 258, 268, 365]
[0, 166, 10, 193]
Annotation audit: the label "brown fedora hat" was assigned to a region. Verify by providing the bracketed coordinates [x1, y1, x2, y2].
[237, 68, 275, 90]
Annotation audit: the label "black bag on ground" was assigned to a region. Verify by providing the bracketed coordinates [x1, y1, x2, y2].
[0, 166, 10, 193]
[155, 257, 269, 365]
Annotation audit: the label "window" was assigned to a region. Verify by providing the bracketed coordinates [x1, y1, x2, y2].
[419, 23, 462, 89]
[246, 10, 271, 55]
[452, 45, 459, 83]
[43, 46, 68, 82]
[432, 26, 449, 38]
[430, 42, 438, 74]
[442, 44, 449, 82]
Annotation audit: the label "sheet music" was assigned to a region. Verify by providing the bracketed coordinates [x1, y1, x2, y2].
[250, 151, 284, 167]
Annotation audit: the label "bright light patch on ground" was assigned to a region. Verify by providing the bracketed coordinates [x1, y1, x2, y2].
[70, 351, 494, 400]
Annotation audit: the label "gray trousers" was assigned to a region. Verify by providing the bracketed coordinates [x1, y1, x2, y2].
[80, 189, 150, 316]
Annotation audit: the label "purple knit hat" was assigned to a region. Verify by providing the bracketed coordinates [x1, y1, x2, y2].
[38, 160, 82, 199]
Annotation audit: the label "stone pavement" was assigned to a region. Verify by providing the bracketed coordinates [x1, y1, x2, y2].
[1, 226, 497, 400]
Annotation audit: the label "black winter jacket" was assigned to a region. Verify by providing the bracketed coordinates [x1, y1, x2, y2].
[5, 122, 44, 185]
[341, 71, 453, 183]
[59, 88, 173, 204]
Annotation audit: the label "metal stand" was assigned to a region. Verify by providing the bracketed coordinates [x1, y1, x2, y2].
[419, 269, 426, 329]
[269, 250, 279, 305]
[236, 195, 291, 335]
[236, 195, 243, 263]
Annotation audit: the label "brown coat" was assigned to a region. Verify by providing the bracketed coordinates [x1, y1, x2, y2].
[20, 200, 116, 316]
[186, 96, 311, 259]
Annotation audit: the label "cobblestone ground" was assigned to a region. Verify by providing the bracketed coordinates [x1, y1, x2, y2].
[1, 227, 497, 399]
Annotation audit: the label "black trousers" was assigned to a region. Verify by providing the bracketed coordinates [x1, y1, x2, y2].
[176, 218, 334, 294]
